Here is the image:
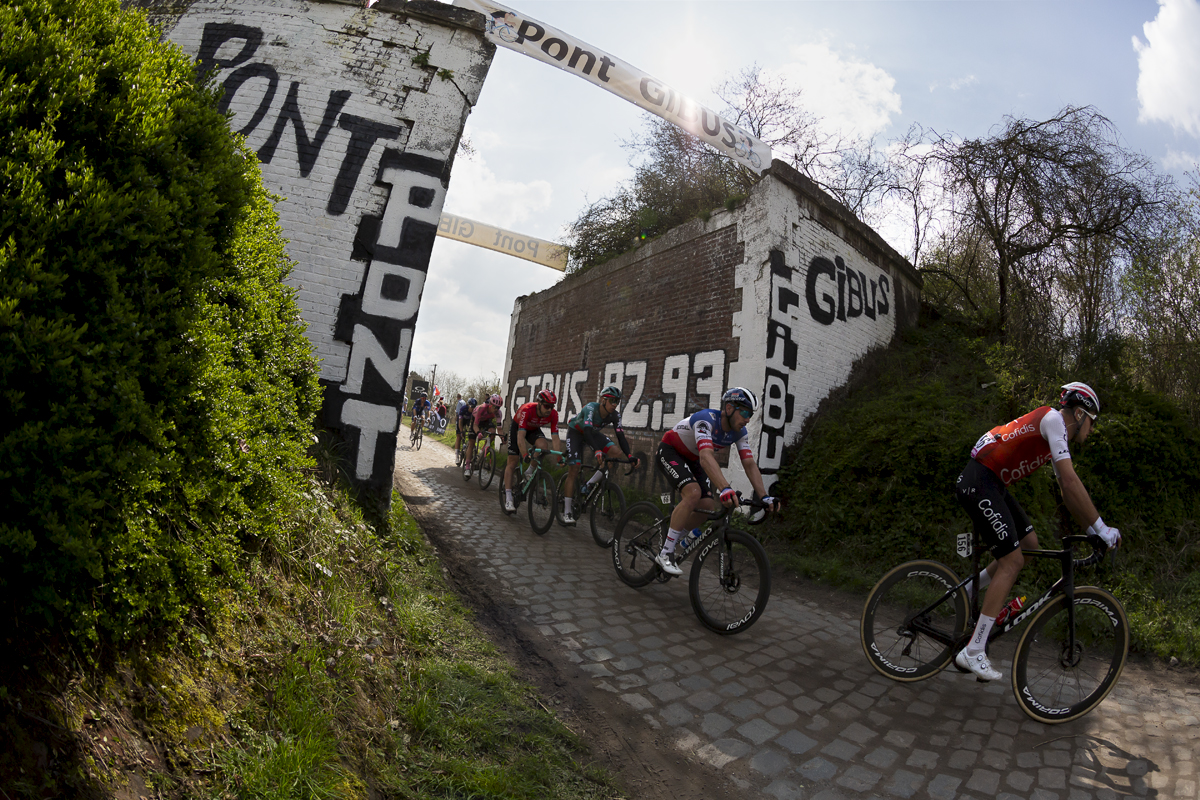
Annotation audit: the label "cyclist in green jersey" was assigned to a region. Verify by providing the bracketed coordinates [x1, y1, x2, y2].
[561, 386, 640, 525]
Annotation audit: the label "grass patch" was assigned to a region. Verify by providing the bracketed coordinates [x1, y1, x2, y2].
[1, 474, 621, 799]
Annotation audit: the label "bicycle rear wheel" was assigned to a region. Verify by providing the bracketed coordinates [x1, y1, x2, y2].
[1011, 586, 1129, 724]
[478, 446, 495, 489]
[689, 529, 770, 634]
[590, 482, 626, 548]
[612, 502, 665, 588]
[860, 560, 969, 681]
[527, 471, 555, 535]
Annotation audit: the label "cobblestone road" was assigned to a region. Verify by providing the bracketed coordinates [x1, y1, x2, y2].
[394, 432, 1198, 800]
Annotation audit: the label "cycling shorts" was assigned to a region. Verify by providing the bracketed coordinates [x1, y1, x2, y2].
[565, 427, 615, 465]
[955, 458, 1033, 558]
[655, 442, 712, 499]
[508, 419, 547, 456]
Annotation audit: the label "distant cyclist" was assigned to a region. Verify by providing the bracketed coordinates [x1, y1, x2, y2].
[504, 389, 562, 513]
[464, 394, 504, 479]
[455, 397, 476, 454]
[411, 391, 430, 423]
[953, 382, 1120, 682]
[560, 385, 640, 526]
[653, 387, 778, 576]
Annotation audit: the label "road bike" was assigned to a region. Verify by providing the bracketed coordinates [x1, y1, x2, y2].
[408, 418, 422, 450]
[464, 430, 503, 490]
[555, 456, 636, 547]
[496, 447, 563, 535]
[859, 530, 1129, 724]
[612, 493, 773, 635]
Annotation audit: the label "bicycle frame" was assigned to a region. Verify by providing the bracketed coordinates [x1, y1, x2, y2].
[905, 534, 1096, 654]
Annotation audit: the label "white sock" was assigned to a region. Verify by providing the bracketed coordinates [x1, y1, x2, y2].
[506, 490, 513, 503]
[564, 497, 573, 514]
[965, 614, 995, 657]
[586, 471, 603, 486]
[662, 528, 684, 555]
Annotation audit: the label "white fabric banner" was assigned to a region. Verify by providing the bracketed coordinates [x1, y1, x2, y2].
[456, 0, 771, 174]
[437, 212, 569, 271]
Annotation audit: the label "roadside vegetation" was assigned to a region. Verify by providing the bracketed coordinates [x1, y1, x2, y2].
[0, 2, 619, 796]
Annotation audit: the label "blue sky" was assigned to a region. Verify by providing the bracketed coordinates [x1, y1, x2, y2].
[410, 0, 1200, 387]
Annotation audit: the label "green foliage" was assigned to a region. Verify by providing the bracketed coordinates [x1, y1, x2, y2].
[0, 0, 320, 649]
[775, 312, 1200, 663]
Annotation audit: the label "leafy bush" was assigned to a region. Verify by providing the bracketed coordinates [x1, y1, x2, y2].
[775, 312, 1200, 663]
[0, 0, 320, 649]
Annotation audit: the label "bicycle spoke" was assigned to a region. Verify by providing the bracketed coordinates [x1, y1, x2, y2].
[860, 560, 968, 681]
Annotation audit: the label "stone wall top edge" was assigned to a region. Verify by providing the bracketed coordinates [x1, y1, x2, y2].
[518, 211, 738, 308]
[768, 159, 922, 290]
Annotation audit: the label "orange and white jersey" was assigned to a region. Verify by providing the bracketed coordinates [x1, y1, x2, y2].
[970, 406, 1071, 486]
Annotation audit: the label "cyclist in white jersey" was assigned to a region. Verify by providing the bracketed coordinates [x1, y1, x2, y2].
[652, 387, 779, 576]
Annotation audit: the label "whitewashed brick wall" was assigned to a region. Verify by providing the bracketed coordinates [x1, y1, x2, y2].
[130, 0, 493, 503]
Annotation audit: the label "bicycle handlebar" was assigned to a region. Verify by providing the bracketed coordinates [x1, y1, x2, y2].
[602, 454, 639, 476]
[1062, 534, 1109, 568]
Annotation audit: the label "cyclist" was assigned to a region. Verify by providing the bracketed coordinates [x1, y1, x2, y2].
[560, 386, 640, 526]
[652, 387, 778, 576]
[954, 381, 1120, 681]
[504, 389, 563, 513]
[456, 397, 477, 455]
[464, 394, 504, 479]
[411, 391, 430, 424]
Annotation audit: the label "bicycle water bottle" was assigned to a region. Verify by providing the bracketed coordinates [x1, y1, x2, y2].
[677, 528, 702, 555]
[995, 595, 1026, 626]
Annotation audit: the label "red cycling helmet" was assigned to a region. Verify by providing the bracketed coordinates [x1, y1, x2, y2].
[1060, 382, 1100, 416]
[537, 389, 557, 406]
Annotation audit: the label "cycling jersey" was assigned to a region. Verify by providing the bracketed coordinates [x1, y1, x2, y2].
[970, 406, 1071, 486]
[513, 402, 558, 435]
[661, 409, 753, 462]
[567, 402, 631, 454]
[473, 404, 501, 429]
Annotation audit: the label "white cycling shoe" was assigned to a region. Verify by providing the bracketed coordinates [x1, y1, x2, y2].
[504, 498, 516, 514]
[561, 511, 576, 526]
[655, 551, 683, 576]
[955, 649, 1002, 682]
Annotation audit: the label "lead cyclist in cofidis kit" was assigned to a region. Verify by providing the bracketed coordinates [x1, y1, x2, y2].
[953, 382, 1121, 682]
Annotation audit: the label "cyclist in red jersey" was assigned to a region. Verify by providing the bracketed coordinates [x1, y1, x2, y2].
[953, 382, 1120, 681]
[504, 388, 563, 513]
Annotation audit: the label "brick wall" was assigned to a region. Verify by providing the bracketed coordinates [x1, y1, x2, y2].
[503, 161, 922, 500]
[130, 0, 493, 505]
[504, 218, 746, 495]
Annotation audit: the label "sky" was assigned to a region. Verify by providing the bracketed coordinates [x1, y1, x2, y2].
[409, 0, 1200, 388]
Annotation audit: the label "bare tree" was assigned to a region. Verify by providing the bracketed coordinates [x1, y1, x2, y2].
[928, 106, 1172, 340]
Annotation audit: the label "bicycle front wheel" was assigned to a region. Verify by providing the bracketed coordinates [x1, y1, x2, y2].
[612, 502, 665, 588]
[860, 560, 968, 681]
[590, 483, 626, 548]
[478, 447, 495, 489]
[688, 529, 771, 634]
[414, 426, 423, 450]
[1012, 586, 1129, 724]
[527, 471, 555, 535]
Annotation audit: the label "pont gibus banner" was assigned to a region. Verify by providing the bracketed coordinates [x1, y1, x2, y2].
[455, 0, 772, 174]
[437, 212, 569, 271]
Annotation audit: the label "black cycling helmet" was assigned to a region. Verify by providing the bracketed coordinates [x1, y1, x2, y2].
[600, 385, 622, 401]
[721, 386, 759, 413]
[1060, 382, 1100, 416]
[468, 397, 478, 408]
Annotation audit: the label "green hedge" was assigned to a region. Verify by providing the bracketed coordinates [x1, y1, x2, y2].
[0, 0, 321, 649]
[776, 314, 1200, 663]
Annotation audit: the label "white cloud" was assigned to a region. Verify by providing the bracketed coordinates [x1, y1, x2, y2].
[1134, 0, 1200, 138]
[1162, 147, 1200, 172]
[442, 143, 554, 232]
[773, 41, 901, 138]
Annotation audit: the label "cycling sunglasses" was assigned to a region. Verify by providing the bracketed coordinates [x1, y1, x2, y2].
[733, 403, 754, 420]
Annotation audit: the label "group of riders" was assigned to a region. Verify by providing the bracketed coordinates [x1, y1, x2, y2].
[422, 377, 1121, 685]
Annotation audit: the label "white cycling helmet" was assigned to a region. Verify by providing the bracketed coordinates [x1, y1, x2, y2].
[1060, 382, 1100, 416]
